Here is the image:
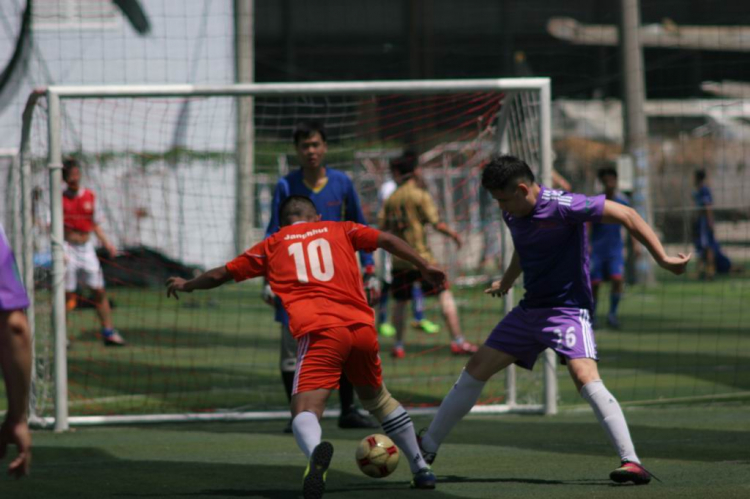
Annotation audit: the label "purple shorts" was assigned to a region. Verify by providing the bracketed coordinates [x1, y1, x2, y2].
[0, 235, 30, 311]
[485, 306, 597, 370]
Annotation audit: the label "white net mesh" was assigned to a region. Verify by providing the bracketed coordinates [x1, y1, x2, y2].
[18, 86, 549, 421]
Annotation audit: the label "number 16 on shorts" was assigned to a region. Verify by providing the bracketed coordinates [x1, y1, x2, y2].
[546, 309, 597, 361]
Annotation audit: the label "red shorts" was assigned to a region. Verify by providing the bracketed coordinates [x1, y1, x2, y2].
[292, 324, 383, 395]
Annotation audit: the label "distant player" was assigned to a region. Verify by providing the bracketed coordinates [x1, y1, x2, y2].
[376, 155, 440, 338]
[264, 121, 377, 431]
[590, 167, 639, 329]
[0, 223, 32, 478]
[62, 159, 125, 346]
[379, 153, 477, 359]
[419, 155, 690, 485]
[693, 170, 732, 279]
[167, 196, 438, 498]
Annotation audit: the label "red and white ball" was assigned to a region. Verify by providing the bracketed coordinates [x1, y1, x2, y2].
[355, 434, 400, 478]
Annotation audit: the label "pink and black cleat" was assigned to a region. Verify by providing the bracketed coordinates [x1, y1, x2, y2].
[610, 460, 656, 485]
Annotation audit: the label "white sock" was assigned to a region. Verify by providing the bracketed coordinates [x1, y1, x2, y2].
[381, 405, 427, 473]
[580, 380, 640, 464]
[422, 369, 485, 453]
[292, 411, 321, 459]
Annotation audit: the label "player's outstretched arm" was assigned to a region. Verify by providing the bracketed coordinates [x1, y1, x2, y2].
[0, 310, 33, 478]
[601, 200, 691, 275]
[377, 232, 446, 287]
[485, 250, 521, 297]
[166, 266, 233, 299]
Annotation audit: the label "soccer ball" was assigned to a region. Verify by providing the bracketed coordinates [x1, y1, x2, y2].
[355, 434, 400, 478]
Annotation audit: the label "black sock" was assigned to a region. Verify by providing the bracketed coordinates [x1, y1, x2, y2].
[339, 373, 355, 415]
[281, 371, 295, 403]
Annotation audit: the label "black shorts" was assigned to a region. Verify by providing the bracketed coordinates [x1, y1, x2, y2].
[391, 269, 448, 301]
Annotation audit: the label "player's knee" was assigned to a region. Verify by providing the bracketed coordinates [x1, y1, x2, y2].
[360, 385, 400, 423]
[2, 310, 30, 340]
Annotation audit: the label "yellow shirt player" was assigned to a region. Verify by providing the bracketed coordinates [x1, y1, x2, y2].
[379, 152, 477, 359]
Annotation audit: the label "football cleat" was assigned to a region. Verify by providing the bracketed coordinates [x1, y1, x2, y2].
[391, 345, 406, 359]
[410, 467, 437, 489]
[413, 319, 440, 334]
[102, 329, 126, 347]
[416, 429, 437, 465]
[609, 460, 655, 485]
[303, 441, 334, 499]
[379, 323, 396, 337]
[450, 341, 478, 355]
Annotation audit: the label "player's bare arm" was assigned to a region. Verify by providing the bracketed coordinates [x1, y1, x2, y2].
[377, 232, 446, 287]
[166, 266, 233, 299]
[92, 223, 116, 258]
[601, 200, 690, 275]
[485, 250, 521, 297]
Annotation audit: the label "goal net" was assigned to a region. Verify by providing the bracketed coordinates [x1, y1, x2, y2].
[16, 80, 553, 428]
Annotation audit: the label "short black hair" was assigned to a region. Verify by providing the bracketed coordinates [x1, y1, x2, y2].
[293, 121, 327, 145]
[279, 195, 318, 226]
[481, 155, 535, 191]
[62, 157, 80, 181]
[597, 167, 618, 180]
[695, 169, 707, 182]
[391, 151, 418, 176]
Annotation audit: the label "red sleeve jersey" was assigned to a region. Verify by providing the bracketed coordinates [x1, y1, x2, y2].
[226, 221, 380, 338]
[63, 188, 97, 233]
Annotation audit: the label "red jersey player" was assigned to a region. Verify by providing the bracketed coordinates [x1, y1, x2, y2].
[166, 196, 439, 498]
[62, 159, 124, 346]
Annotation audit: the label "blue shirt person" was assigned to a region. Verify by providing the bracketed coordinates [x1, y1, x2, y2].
[263, 121, 378, 430]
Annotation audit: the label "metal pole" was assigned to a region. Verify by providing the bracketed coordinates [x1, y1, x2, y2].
[48, 78, 554, 99]
[538, 80, 558, 416]
[501, 225, 516, 407]
[47, 91, 68, 431]
[441, 154, 456, 282]
[619, 0, 654, 284]
[19, 92, 43, 422]
[234, 0, 254, 253]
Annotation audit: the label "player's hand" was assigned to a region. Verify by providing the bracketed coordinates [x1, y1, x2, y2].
[261, 283, 276, 307]
[419, 264, 446, 288]
[363, 273, 381, 306]
[105, 243, 117, 259]
[484, 279, 512, 298]
[0, 419, 32, 478]
[658, 253, 691, 275]
[166, 277, 191, 299]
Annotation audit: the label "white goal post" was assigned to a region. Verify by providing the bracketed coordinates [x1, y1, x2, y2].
[18, 78, 555, 431]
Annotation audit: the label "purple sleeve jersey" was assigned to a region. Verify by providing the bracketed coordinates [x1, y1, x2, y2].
[503, 186, 605, 310]
[0, 223, 30, 311]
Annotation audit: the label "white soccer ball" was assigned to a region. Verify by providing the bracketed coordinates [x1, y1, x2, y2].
[355, 434, 400, 478]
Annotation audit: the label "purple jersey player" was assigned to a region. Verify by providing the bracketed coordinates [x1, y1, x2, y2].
[0, 223, 33, 478]
[419, 155, 690, 486]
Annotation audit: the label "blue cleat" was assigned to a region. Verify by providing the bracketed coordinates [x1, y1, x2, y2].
[410, 467, 436, 489]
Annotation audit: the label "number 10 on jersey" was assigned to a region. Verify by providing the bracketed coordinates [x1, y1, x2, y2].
[288, 238, 335, 283]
